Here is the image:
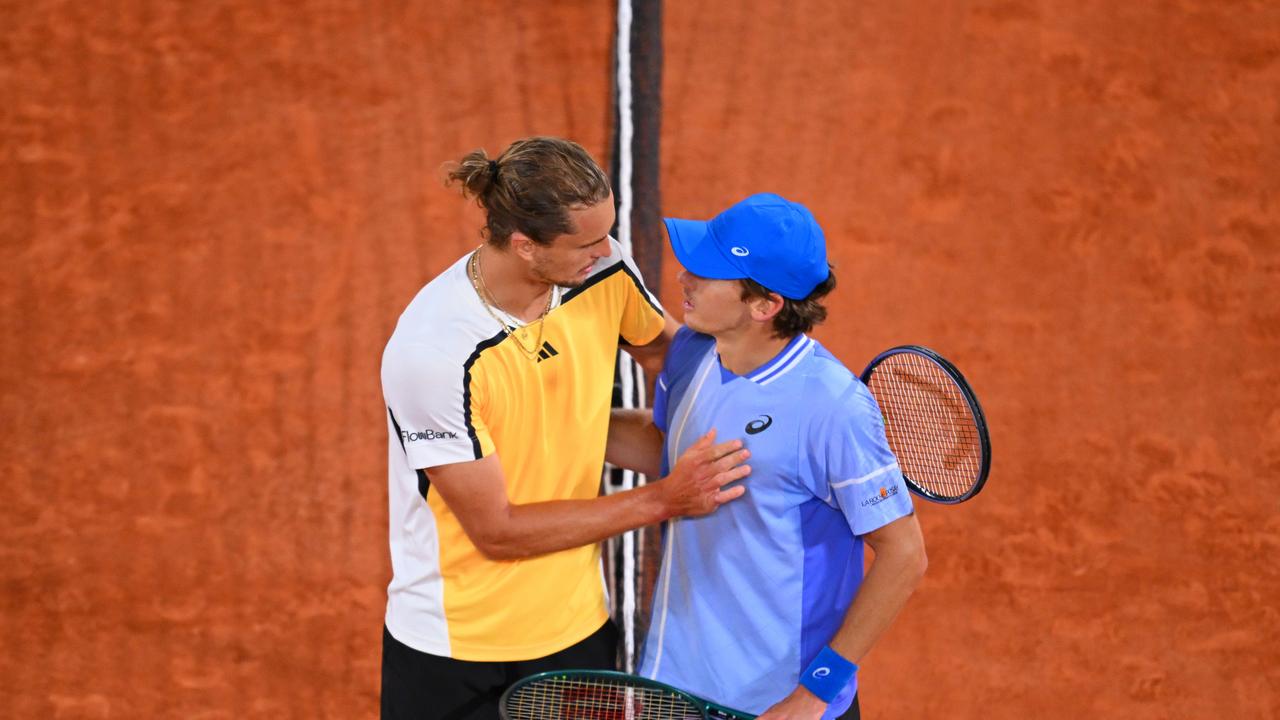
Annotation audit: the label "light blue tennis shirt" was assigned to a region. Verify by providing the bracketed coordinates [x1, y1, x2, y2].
[638, 328, 913, 718]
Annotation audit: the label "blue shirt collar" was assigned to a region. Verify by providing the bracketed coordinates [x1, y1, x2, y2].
[716, 334, 813, 385]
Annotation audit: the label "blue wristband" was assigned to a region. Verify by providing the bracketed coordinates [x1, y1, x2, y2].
[800, 645, 858, 703]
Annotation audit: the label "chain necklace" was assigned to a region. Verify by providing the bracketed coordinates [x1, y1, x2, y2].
[468, 248, 555, 360]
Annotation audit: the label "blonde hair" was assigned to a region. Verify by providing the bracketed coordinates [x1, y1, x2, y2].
[445, 136, 611, 247]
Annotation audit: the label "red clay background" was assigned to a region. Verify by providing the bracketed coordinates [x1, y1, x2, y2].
[3, 1, 1277, 718]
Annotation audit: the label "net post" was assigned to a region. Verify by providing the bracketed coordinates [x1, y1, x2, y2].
[604, 0, 664, 675]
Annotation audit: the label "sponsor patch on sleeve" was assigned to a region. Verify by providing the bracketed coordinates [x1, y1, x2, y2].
[401, 428, 461, 443]
[859, 484, 900, 507]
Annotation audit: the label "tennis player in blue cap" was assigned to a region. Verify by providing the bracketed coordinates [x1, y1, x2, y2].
[607, 193, 928, 719]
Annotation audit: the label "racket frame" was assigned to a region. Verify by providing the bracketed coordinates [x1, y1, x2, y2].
[499, 669, 755, 720]
[859, 344, 991, 504]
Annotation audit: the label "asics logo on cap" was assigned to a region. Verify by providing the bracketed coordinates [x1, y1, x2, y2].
[730, 246, 750, 256]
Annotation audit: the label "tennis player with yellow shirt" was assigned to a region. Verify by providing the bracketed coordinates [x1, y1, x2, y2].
[378, 137, 751, 720]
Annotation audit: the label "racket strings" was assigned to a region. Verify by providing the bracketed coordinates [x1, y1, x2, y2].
[505, 676, 703, 720]
[868, 354, 981, 499]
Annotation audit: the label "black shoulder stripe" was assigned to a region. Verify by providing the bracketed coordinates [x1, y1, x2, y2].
[561, 261, 624, 303]
[560, 260, 664, 317]
[619, 260, 664, 315]
[460, 329, 509, 460]
[387, 407, 409, 453]
[390, 408, 433, 501]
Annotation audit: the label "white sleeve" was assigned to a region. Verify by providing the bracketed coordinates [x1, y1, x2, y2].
[381, 340, 488, 470]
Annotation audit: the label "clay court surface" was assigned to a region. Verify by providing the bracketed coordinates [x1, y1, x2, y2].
[3, 1, 1278, 717]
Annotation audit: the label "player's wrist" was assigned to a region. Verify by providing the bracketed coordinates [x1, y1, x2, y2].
[799, 645, 858, 703]
[643, 478, 680, 522]
[786, 684, 830, 712]
[654, 456, 697, 517]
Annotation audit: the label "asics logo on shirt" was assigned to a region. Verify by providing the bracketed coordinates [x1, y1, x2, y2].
[745, 414, 773, 434]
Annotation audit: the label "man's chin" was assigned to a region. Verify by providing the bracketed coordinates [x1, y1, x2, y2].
[682, 316, 709, 334]
[532, 266, 587, 289]
[547, 276, 583, 289]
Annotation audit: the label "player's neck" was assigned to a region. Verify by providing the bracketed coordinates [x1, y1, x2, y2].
[714, 326, 791, 377]
[474, 244, 555, 322]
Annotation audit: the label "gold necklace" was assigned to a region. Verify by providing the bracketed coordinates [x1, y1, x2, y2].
[469, 248, 555, 360]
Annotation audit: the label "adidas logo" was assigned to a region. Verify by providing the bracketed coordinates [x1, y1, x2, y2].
[537, 341, 559, 362]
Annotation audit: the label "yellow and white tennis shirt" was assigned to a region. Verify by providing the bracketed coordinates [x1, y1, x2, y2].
[380, 238, 664, 661]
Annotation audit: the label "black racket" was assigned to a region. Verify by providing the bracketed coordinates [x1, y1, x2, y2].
[860, 345, 991, 504]
[500, 670, 754, 720]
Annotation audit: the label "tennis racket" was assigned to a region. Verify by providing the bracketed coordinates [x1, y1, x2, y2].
[860, 345, 991, 504]
[500, 670, 754, 720]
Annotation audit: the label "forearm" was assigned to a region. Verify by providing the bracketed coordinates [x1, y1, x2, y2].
[760, 515, 926, 718]
[828, 525, 927, 662]
[476, 482, 670, 560]
[432, 431, 748, 562]
[605, 408, 664, 477]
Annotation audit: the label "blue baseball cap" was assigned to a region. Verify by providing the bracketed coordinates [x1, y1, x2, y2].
[664, 193, 829, 300]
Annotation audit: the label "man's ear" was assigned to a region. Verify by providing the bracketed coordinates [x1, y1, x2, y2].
[750, 292, 785, 323]
[509, 232, 538, 261]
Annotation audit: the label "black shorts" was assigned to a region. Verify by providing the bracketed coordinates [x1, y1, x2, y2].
[381, 620, 858, 720]
[838, 692, 861, 720]
[380, 621, 618, 720]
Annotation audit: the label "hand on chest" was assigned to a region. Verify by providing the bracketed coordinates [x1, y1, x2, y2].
[676, 385, 813, 505]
